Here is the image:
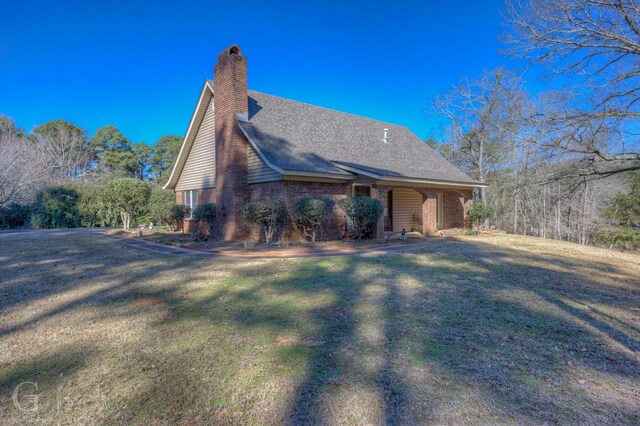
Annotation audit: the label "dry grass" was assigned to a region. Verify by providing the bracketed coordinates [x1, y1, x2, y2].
[108, 228, 424, 255]
[0, 232, 638, 424]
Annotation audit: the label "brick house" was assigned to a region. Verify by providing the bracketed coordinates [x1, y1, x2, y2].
[164, 45, 485, 240]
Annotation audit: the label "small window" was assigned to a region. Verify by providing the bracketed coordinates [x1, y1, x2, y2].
[183, 190, 199, 218]
[353, 185, 371, 197]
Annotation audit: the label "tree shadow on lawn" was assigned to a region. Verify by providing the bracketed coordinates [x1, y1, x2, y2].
[1, 233, 639, 424]
[147, 240, 640, 424]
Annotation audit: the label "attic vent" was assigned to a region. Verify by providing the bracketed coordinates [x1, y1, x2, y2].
[383, 128, 389, 144]
[229, 46, 239, 55]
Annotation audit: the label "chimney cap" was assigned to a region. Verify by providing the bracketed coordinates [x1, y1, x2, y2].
[217, 44, 243, 64]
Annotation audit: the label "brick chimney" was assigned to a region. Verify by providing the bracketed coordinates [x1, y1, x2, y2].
[214, 44, 249, 240]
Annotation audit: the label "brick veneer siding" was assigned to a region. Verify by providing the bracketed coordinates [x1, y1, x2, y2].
[248, 180, 351, 241]
[177, 186, 472, 239]
[214, 45, 250, 240]
[176, 188, 217, 234]
[443, 189, 472, 229]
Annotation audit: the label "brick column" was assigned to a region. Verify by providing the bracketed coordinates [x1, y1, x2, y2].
[371, 184, 392, 239]
[417, 188, 441, 236]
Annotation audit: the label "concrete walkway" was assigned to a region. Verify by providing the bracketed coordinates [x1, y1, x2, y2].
[0, 228, 436, 259]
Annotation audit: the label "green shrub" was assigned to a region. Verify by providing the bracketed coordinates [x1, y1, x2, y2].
[463, 229, 478, 236]
[100, 178, 151, 230]
[192, 203, 217, 238]
[292, 197, 334, 242]
[466, 202, 494, 230]
[242, 200, 285, 243]
[337, 196, 383, 239]
[596, 227, 640, 251]
[77, 184, 119, 228]
[32, 186, 82, 229]
[147, 189, 177, 226]
[168, 205, 188, 233]
[0, 203, 31, 228]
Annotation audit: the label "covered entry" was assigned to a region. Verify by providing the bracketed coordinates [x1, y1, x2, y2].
[390, 187, 421, 233]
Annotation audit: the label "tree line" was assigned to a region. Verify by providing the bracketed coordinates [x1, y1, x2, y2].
[431, 0, 640, 250]
[0, 116, 183, 229]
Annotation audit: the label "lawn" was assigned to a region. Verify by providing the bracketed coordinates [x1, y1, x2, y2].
[0, 232, 638, 424]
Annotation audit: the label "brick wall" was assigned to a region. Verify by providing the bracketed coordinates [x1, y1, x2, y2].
[248, 180, 351, 241]
[443, 190, 472, 229]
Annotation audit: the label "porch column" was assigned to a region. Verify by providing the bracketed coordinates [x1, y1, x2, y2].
[462, 191, 472, 228]
[418, 189, 441, 236]
[371, 184, 392, 239]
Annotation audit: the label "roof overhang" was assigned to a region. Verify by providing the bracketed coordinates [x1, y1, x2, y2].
[163, 80, 215, 190]
[238, 122, 357, 182]
[332, 162, 487, 189]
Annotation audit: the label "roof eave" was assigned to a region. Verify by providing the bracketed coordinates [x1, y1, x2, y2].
[163, 80, 215, 190]
[332, 162, 487, 188]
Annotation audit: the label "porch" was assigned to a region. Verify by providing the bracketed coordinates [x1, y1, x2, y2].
[364, 184, 473, 239]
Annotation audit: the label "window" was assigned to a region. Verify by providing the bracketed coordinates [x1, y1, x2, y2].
[353, 185, 371, 197]
[183, 190, 199, 218]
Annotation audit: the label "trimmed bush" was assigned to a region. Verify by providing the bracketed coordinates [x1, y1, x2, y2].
[147, 189, 177, 226]
[168, 205, 188, 233]
[32, 186, 82, 229]
[337, 196, 383, 239]
[292, 197, 334, 242]
[192, 203, 217, 238]
[0, 203, 31, 228]
[466, 202, 494, 230]
[100, 178, 151, 230]
[242, 200, 285, 243]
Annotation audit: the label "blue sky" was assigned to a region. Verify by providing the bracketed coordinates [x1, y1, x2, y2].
[0, 0, 508, 144]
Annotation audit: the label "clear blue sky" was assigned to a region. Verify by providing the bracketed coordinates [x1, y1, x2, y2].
[0, 0, 508, 144]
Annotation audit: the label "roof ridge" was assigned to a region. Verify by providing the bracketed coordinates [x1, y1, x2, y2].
[248, 89, 409, 130]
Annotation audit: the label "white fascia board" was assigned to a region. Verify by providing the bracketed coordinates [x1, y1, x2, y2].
[163, 81, 214, 190]
[332, 162, 487, 188]
[239, 124, 355, 181]
[238, 124, 285, 174]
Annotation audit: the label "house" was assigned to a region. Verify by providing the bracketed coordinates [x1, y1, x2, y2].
[164, 45, 485, 240]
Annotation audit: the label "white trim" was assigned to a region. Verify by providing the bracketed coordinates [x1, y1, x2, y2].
[237, 124, 285, 174]
[238, 123, 357, 181]
[332, 162, 487, 188]
[283, 170, 356, 180]
[163, 81, 214, 190]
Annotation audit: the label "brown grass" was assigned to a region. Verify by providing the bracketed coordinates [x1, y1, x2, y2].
[0, 232, 638, 424]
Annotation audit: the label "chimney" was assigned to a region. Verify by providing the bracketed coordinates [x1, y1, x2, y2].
[214, 45, 248, 117]
[213, 44, 249, 240]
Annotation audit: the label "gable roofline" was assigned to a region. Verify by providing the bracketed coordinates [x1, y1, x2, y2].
[332, 162, 487, 188]
[238, 122, 357, 181]
[163, 80, 215, 190]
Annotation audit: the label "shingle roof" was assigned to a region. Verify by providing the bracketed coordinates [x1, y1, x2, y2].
[239, 89, 479, 185]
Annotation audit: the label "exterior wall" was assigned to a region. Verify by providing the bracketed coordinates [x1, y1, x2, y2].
[391, 187, 423, 233]
[248, 180, 350, 241]
[175, 188, 217, 234]
[213, 45, 250, 240]
[443, 189, 472, 229]
[247, 143, 282, 183]
[175, 97, 216, 191]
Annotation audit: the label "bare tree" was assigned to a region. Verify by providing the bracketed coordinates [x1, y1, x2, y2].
[0, 117, 44, 206]
[505, 0, 640, 176]
[435, 68, 530, 203]
[29, 120, 93, 182]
